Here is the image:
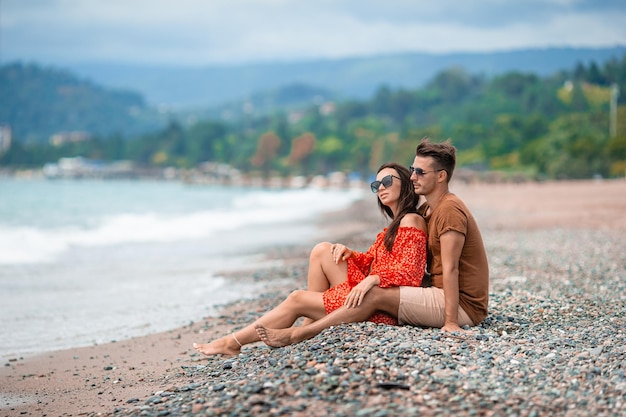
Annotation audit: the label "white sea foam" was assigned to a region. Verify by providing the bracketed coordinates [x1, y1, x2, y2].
[0, 180, 365, 359]
[0, 187, 364, 265]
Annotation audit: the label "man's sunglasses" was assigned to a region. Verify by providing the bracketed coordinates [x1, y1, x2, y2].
[409, 166, 445, 176]
[370, 174, 401, 193]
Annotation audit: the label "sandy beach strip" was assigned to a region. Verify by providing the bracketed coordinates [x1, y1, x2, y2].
[1, 179, 625, 417]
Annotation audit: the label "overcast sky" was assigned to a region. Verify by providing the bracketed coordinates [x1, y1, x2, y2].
[2, 0, 626, 67]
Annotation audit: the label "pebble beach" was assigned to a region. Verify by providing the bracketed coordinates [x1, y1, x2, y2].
[1, 179, 625, 417]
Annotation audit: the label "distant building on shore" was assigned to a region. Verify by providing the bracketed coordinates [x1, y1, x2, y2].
[49, 131, 91, 146]
[43, 157, 150, 179]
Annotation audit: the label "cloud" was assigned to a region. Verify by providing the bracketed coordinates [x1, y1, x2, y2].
[2, 0, 625, 66]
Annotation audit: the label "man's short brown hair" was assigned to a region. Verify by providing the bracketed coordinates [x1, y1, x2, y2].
[415, 137, 456, 182]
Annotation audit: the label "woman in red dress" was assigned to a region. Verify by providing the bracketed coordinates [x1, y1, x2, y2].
[194, 162, 427, 356]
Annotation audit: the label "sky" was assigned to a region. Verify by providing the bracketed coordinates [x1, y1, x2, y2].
[2, 0, 626, 67]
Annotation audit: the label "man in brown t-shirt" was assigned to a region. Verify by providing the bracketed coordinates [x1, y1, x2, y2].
[398, 139, 489, 331]
[256, 139, 489, 347]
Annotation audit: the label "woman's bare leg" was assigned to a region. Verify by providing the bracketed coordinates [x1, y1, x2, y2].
[193, 290, 327, 356]
[305, 242, 348, 291]
[256, 287, 401, 347]
[302, 242, 348, 325]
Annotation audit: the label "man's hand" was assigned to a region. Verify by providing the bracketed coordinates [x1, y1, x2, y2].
[441, 322, 464, 333]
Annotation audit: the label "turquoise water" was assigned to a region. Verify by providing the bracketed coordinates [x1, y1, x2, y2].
[0, 178, 364, 359]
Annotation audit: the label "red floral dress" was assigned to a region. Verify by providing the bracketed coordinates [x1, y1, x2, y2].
[322, 226, 427, 325]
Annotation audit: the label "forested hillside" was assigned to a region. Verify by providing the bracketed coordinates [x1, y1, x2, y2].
[2, 54, 626, 180]
[0, 63, 166, 142]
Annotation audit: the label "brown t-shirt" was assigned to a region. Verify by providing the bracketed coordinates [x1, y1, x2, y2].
[426, 193, 489, 325]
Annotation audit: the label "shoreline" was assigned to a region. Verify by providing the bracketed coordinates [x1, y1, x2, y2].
[1, 179, 625, 416]
[0, 188, 384, 416]
[0, 181, 365, 361]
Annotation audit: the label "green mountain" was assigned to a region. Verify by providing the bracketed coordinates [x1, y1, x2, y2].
[0, 63, 165, 143]
[0, 63, 338, 143]
[2, 54, 626, 180]
[68, 46, 626, 108]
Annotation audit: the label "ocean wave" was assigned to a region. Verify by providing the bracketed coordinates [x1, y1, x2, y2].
[0, 187, 364, 264]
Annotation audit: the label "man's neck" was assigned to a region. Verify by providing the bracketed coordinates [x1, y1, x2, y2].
[425, 186, 450, 211]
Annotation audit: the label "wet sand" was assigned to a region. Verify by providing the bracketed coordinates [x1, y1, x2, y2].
[1, 179, 625, 416]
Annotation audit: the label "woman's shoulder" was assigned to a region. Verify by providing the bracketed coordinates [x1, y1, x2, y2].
[399, 213, 427, 232]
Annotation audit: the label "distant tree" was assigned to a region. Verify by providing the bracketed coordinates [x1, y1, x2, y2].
[186, 121, 228, 165]
[574, 62, 587, 81]
[587, 62, 605, 85]
[149, 121, 186, 166]
[250, 131, 281, 176]
[102, 134, 126, 160]
[287, 132, 316, 174]
[425, 67, 484, 103]
[520, 112, 608, 178]
[314, 135, 344, 173]
[570, 82, 590, 112]
[492, 72, 539, 97]
[369, 132, 399, 173]
[335, 101, 368, 129]
[371, 86, 393, 115]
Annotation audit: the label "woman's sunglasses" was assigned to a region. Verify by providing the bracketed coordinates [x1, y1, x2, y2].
[370, 174, 401, 193]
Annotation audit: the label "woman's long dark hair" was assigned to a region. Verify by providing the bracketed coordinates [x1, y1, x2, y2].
[376, 162, 420, 251]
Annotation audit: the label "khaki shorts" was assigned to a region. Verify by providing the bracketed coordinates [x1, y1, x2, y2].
[398, 286, 473, 328]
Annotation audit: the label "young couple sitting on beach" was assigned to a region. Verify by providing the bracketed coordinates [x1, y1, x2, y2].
[194, 138, 489, 357]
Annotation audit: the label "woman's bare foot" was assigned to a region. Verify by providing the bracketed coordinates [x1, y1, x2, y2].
[255, 324, 297, 348]
[193, 336, 240, 357]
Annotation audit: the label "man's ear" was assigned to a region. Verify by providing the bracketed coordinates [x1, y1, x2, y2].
[437, 169, 448, 183]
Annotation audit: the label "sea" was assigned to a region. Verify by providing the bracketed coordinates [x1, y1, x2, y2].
[0, 178, 365, 360]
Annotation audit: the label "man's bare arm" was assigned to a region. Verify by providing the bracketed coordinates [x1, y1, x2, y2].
[440, 230, 465, 332]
